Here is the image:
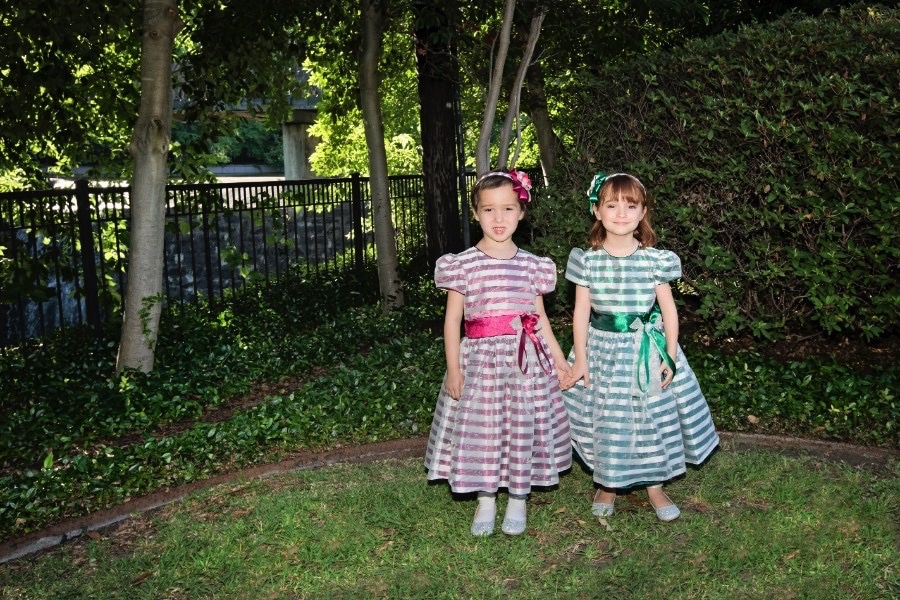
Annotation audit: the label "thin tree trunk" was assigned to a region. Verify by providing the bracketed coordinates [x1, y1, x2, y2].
[475, 0, 516, 176]
[522, 60, 564, 182]
[414, 0, 463, 265]
[116, 0, 182, 373]
[497, 8, 545, 169]
[360, 0, 404, 311]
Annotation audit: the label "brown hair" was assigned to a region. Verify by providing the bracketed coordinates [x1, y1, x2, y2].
[587, 173, 657, 250]
[470, 172, 522, 212]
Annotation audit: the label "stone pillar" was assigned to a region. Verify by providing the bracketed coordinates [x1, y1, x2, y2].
[282, 108, 320, 180]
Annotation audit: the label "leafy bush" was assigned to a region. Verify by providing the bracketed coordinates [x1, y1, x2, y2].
[532, 3, 899, 340]
[171, 118, 283, 168]
[0, 264, 895, 540]
[689, 345, 897, 443]
[0, 266, 448, 537]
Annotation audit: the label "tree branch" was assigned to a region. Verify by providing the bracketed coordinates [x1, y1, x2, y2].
[498, 7, 545, 169]
[475, 0, 516, 175]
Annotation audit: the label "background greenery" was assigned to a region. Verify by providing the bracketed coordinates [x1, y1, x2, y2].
[1, 1, 896, 551]
[171, 119, 284, 169]
[0, 265, 896, 541]
[528, 3, 898, 342]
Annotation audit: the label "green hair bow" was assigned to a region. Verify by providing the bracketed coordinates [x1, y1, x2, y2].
[586, 172, 607, 214]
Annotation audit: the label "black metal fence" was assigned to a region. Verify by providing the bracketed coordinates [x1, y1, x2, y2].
[0, 174, 435, 347]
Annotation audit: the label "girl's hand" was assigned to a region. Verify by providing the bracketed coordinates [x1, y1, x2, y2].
[445, 369, 464, 400]
[561, 358, 589, 390]
[659, 361, 675, 389]
[554, 357, 572, 386]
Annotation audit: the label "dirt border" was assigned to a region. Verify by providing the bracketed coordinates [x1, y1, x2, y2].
[1, 433, 895, 564]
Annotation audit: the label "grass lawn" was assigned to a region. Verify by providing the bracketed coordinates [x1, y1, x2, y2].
[0, 441, 897, 599]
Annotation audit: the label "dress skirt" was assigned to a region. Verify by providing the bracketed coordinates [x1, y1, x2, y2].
[425, 334, 572, 496]
[562, 330, 719, 489]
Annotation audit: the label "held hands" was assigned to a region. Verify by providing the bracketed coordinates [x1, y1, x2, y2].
[560, 358, 589, 390]
[554, 356, 573, 387]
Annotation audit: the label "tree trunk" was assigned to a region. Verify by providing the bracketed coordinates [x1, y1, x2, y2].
[360, 0, 404, 311]
[414, 0, 463, 265]
[497, 8, 545, 170]
[475, 0, 516, 176]
[475, 0, 547, 177]
[116, 0, 182, 373]
[522, 60, 565, 183]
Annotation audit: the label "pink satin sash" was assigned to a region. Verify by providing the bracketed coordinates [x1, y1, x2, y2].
[464, 313, 552, 375]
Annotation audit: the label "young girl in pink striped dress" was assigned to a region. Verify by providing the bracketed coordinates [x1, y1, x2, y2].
[424, 170, 572, 536]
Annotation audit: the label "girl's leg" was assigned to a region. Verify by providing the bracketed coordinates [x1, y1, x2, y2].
[647, 484, 680, 522]
[592, 485, 617, 517]
[471, 492, 497, 536]
[502, 493, 528, 536]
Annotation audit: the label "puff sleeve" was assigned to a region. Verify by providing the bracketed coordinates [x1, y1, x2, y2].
[532, 256, 558, 295]
[652, 248, 682, 284]
[434, 253, 466, 294]
[564, 247, 589, 287]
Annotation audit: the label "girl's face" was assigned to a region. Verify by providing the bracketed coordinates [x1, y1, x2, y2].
[473, 184, 525, 245]
[595, 194, 647, 239]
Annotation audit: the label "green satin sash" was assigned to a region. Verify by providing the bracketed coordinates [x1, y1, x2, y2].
[590, 303, 677, 393]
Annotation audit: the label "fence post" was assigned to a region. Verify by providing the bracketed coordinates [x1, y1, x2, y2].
[350, 172, 365, 270]
[201, 193, 216, 310]
[75, 179, 101, 331]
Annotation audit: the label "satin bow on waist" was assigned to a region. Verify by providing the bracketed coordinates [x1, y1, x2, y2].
[589, 303, 676, 393]
[464, 313, 552, 375]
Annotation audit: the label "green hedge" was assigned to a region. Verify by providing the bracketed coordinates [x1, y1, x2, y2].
[531, 4, 898, 340]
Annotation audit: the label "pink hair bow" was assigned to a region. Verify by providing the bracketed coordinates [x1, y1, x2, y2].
[508, 169, 533, 203]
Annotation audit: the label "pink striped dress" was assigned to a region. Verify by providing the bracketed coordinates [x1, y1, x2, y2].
[424, 246, 572, 495]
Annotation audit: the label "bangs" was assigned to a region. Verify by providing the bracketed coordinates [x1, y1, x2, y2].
[602, 175, 647, 205]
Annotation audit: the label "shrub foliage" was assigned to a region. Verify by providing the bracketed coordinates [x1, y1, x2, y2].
[531, 3, 899, 340]
[0, 264, 896, 540]
[1, 6, 897, 544]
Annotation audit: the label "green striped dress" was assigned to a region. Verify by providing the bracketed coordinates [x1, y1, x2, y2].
[563, 246, 719, 489]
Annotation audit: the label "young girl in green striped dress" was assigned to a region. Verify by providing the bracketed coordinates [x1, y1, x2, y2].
[560, 172, 719, 521]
